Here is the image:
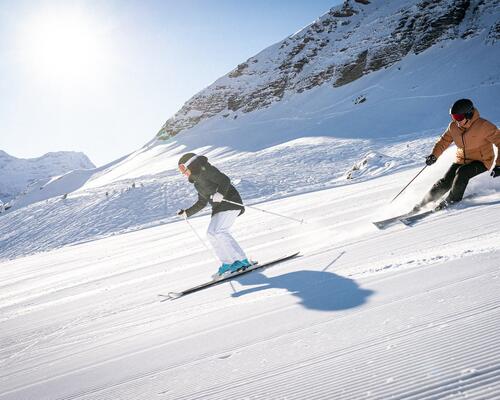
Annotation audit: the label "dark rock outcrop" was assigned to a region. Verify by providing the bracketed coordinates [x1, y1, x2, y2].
[157, 0, 498, 140]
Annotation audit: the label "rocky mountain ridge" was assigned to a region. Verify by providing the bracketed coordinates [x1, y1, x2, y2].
[157, 0, 500, 140]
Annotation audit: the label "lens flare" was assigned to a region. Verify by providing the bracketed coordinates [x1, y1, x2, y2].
[17, 5, 112, 87]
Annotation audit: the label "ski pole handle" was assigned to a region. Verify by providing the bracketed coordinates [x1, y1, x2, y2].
[222, 199, 305, 224]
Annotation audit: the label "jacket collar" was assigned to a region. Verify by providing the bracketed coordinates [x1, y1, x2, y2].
[459, 108, 480, 131]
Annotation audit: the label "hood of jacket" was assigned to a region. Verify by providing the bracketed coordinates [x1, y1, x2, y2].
[187, 155, 208, 183]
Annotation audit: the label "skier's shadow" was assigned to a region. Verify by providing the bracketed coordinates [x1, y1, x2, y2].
[232, 260, 374, 311]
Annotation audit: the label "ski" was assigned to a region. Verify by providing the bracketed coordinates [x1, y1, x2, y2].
[399, 210, 436, 226]
[159, 252, 301, 301]
[400, 195, 478, 226]
[372, 211, 418, 229]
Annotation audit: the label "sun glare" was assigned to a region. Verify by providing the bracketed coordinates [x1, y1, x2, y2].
[18, 6, 111, 86]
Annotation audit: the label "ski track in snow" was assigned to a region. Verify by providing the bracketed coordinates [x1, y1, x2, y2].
[0, 2, 499, 396]
[0, 132, 444, 261]
[0, 164, 499, 400]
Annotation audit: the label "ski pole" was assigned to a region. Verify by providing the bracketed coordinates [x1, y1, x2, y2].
[183, 215, 219, 262]
[221, 198, 305, 224]
[390, 165, 427, 203]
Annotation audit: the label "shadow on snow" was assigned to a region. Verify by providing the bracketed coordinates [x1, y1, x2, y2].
[232, 259, 374, 312]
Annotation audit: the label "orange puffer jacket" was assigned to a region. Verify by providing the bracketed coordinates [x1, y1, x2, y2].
[432, 109, 500, 169]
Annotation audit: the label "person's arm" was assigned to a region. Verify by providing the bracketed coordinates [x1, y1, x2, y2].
[205, 164, 231, 197]
[185, 193, 208, 217]
[485, 123, 500, 166]
[431, 125, 454, 159]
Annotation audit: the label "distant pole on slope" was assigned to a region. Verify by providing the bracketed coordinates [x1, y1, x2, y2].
[390, 165, 427, 203]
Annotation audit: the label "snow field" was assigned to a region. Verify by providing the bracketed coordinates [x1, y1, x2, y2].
[1, 1, 499, 398]
[0, 164, 499, 399]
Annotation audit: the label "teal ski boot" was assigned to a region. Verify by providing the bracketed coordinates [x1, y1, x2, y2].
[229, 258, 252, 272]
[216, 263, 232, 276]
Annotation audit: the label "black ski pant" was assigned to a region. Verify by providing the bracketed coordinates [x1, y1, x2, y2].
[419, 161, 487, 207]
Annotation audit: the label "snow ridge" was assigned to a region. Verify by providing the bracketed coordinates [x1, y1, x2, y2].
[0, 150, 95, 204]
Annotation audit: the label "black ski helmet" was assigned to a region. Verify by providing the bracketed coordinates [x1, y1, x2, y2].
[450, 99, 474, 120]
[178, 152, 197, 166]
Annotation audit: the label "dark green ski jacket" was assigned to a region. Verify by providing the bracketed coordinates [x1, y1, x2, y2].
[184, 156, 244, 218]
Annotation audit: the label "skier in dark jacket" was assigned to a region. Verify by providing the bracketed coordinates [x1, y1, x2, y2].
[415, 98, 500, 212]
[177, 153, 251, 276]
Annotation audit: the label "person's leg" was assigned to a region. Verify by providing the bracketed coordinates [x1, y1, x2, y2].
[214, 210, 247, 262]
[207, 213, 234, 265]
[207, 210, 246, 265]
[445, 161, 487, 203]
[415, 163, 461, 209]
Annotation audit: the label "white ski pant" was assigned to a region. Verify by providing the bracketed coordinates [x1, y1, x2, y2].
[207, 210, 246, 264]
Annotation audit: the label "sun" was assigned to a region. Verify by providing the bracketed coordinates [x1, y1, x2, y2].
[18, 6, 111, 85]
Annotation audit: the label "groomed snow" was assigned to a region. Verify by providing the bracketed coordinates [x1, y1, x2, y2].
[0, 163, 499, 399]
[1, 2, 499, 398]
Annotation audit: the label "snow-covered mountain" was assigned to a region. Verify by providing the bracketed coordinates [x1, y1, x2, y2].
[157, 0, 500, 145]
[0, 150, 95, 204]
[1, 1, 500, 398]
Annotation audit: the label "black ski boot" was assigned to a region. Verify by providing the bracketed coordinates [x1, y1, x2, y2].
[434, 199, 452, 211]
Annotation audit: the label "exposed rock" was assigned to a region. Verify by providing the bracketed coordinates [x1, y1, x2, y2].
[156, 0, 498, 140]
[296, 65, 336, 92]
[354, 95, 367, 104]
[345, 152, 394, 180]
[334, 50, 368, 87]
[487, 21, 500, 44]
[330, 1, 359, 18]
[229, 63, 249, 78]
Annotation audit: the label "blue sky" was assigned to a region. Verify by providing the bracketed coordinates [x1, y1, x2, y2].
[0, 0, 341, 166]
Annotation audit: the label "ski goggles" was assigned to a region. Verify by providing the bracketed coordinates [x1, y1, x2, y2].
[451, 113, 465, 122]
[178, 155, 198, 175]
[178, 164, 190, 175]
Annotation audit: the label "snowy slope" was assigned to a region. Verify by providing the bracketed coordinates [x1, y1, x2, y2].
[1, 1, 499, 398]
[0, 166, 499, 400]
[0, 0, 498, 260]
[2, 127, 499, 261]
[0, 150, 95, 204]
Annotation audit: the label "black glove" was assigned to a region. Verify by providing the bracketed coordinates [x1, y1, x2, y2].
[491, 166, 500, 178]
[176, 209, 187, 219]
[425, 154, 437, 166]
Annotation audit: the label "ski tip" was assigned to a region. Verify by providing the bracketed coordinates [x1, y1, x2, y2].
[279, 251, 300, 259]
[158, 292, 183, 301]
[372, 221, 393, 230]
